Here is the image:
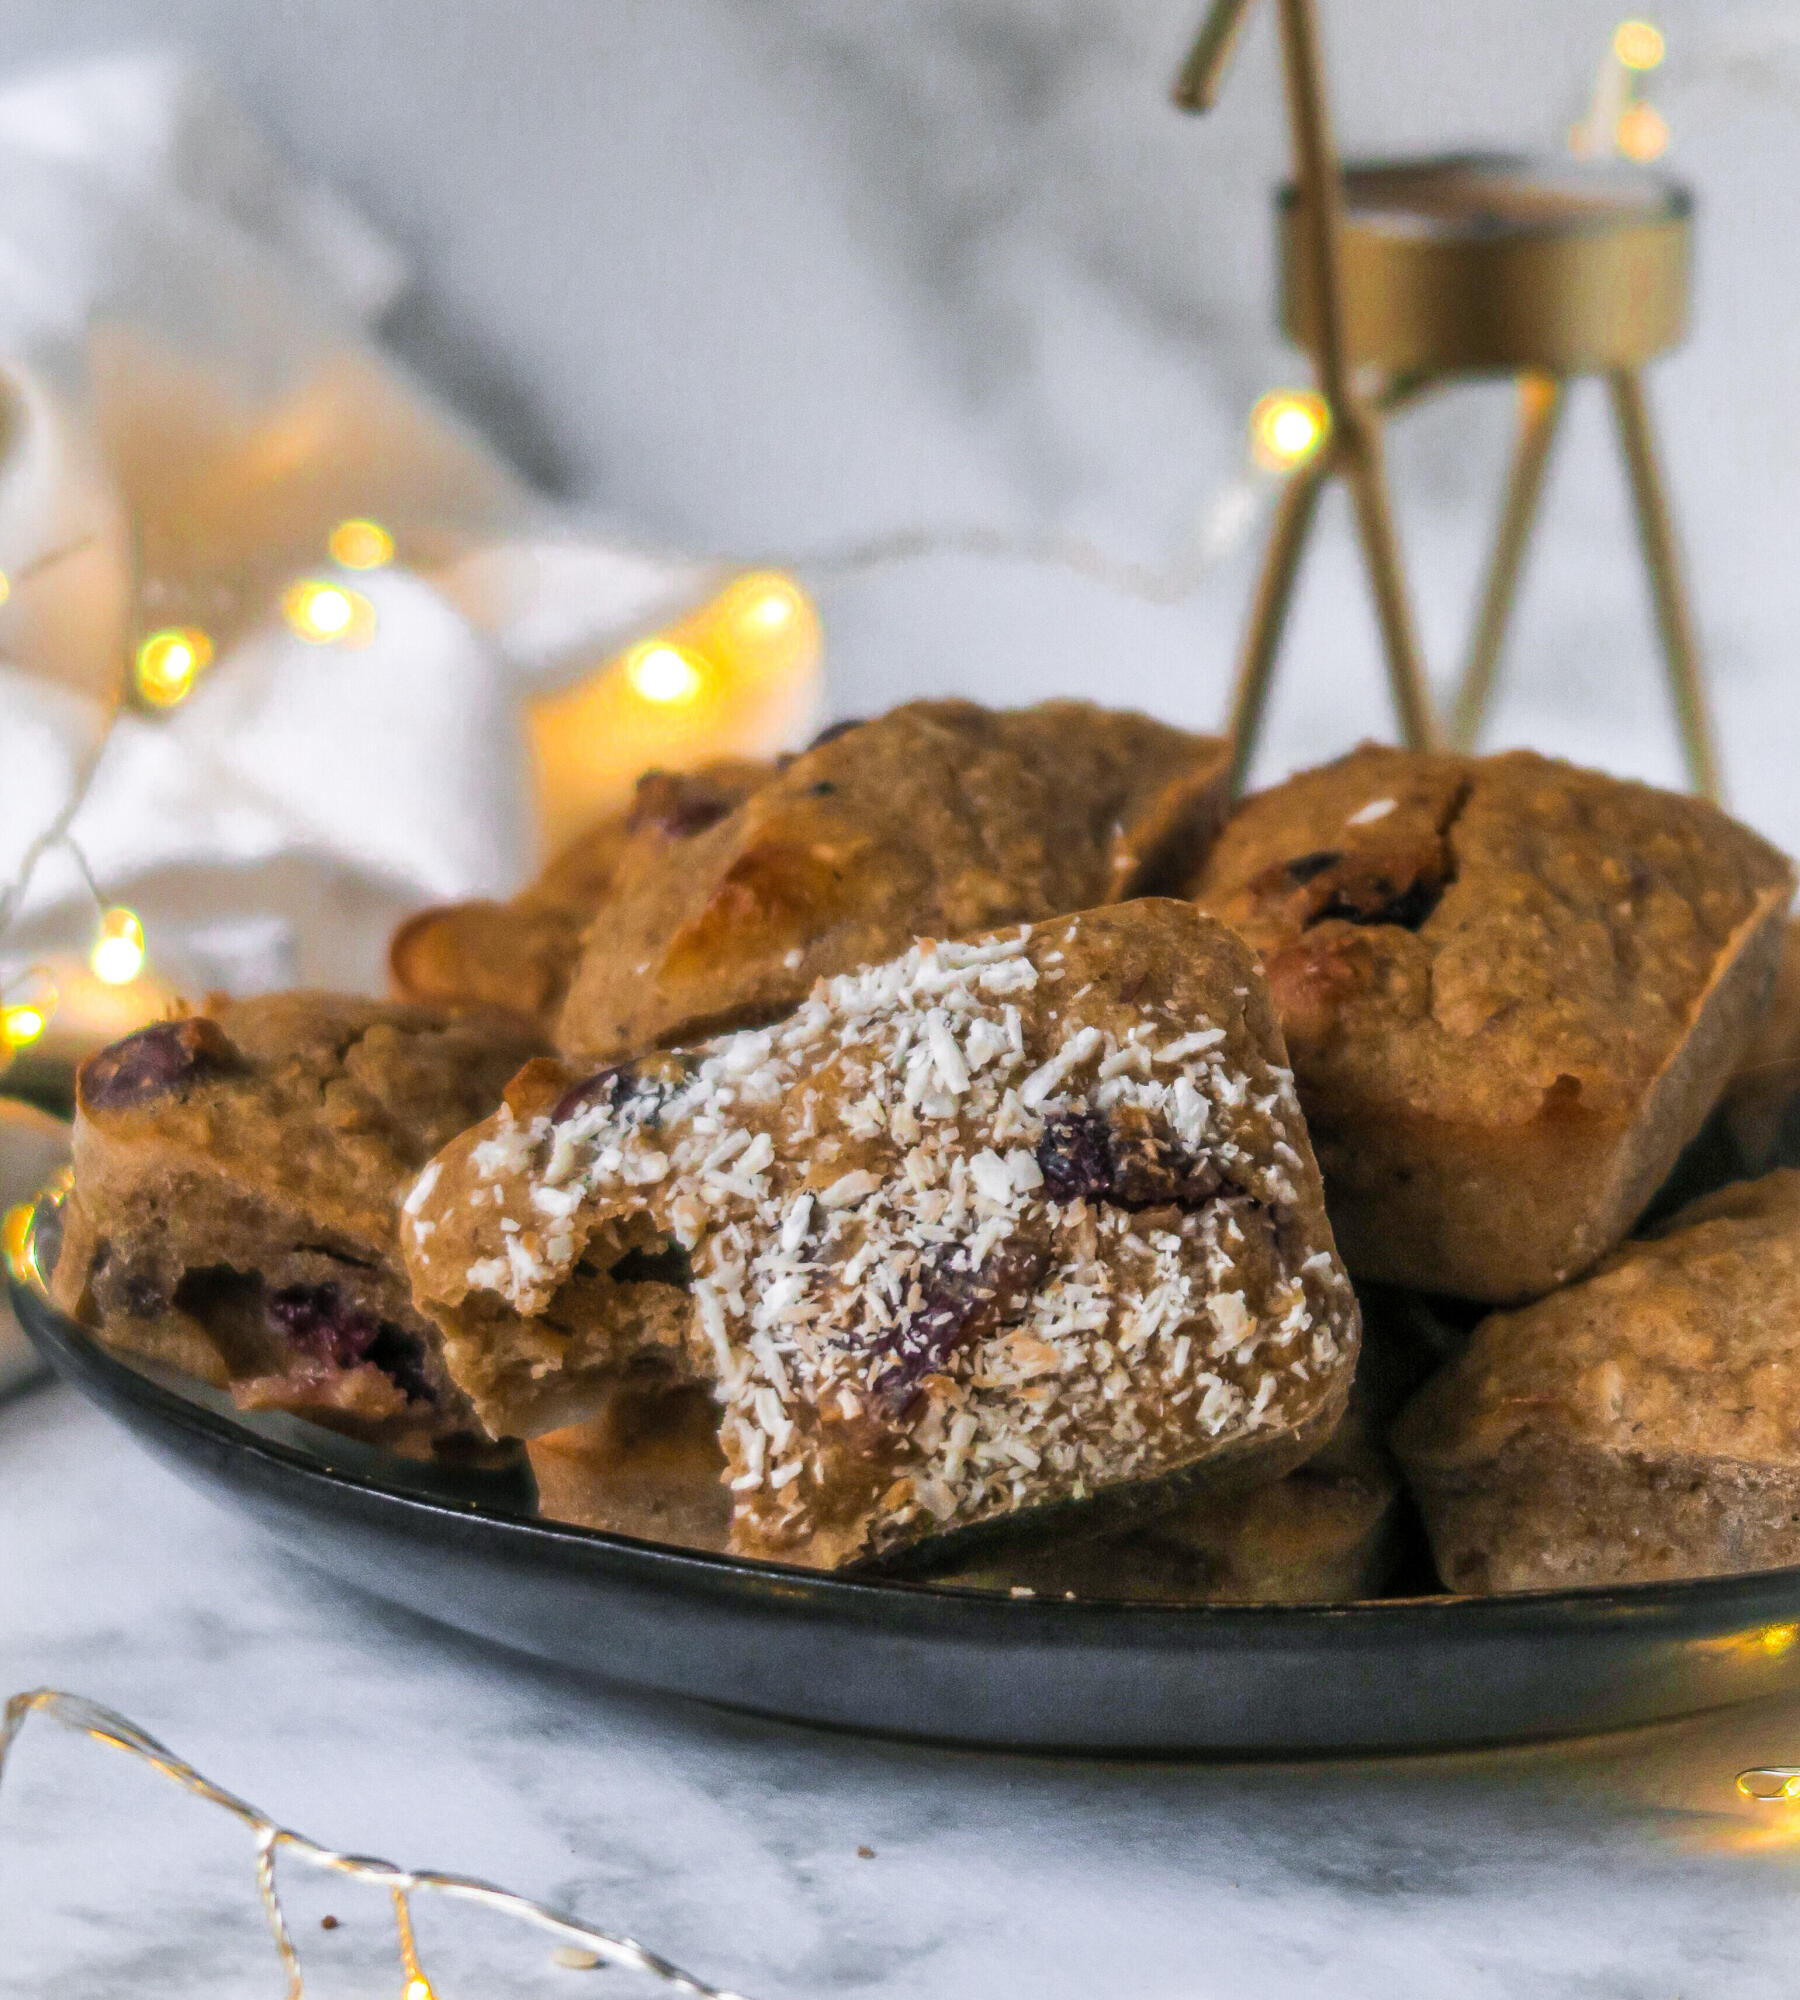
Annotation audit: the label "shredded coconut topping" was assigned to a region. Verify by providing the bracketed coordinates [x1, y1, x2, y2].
[405, 915, 1357, 1560]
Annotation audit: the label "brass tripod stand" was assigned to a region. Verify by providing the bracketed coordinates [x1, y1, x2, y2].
[1176, 0, 1719, 801]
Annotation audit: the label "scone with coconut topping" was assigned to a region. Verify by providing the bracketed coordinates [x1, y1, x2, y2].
[51, 995, 546, 1447]
[1394, 1169, 1800, 1593]
[554, 701, 1232, 1063]
[389, 760, 772, 1034]
[401, 899, 1360, 1570]
[1190, 746, 1794, 1301]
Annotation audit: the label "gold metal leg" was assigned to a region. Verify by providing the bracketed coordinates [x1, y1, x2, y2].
[1274, 0, 1438, 754]
[1227, 454, 1333, 795]
[1608, 368, 1720, 801]
[1451, 373, 1565, 751]
[1225, 373, 1441, 792]
[1340, 426, 1439, 751]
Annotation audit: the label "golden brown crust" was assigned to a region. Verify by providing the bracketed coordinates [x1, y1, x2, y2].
[1190, 746, 1795, 1300]
[1721, 915, 1800, 1171]
[554, 702, 1231, 1063]
[932, 1391, 1401, 1602]
[389, 760, 774, 1032]
[528, 1383, 732, 1550]
[402, 900, 1360, 1569]
[1393, 1169, 1800, 1592]
[53, 994, 546, 1445]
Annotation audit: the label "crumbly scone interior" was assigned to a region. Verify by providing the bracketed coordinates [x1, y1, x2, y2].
[404, 901, 1360, 1568]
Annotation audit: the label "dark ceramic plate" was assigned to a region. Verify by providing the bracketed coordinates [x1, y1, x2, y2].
[18, 1256, 1800, 1754]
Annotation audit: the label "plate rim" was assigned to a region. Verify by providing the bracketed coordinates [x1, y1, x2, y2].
[21, 1271, 1800, 1641]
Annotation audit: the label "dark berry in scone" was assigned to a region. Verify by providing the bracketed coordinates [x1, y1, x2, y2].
[51, 994, 546, 1448]
[1190, 746, 1794, 1302]
[403, 900, 1360, 1570]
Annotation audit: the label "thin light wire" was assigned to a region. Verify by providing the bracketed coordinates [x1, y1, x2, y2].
[0, 1688, 756, 2000]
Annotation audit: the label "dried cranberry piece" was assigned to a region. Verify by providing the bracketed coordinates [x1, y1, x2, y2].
[266, 1284, 434, 1405]
[80, 1017, 241, 1112]
[1285, 849, 1343, 883]
[1038, 1109, 1225, 1213]
[627, 770, 739, 840]
[805, 717, 864, 750]
[1036, 1112, 1114, 1203]
[552, 1063, 636, 1125]
[267, 1284, 380, 1371]
[868, 1241, 1049, 1416]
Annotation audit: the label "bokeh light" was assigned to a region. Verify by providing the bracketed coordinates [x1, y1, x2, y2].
[1615, 101, 1669, 161]
[283, 579, 376, 646]
[89, 907, 145, 986]
[328, 517, 396, 570]
[1613, 19, 1665, 70]
[1249, 389, 1331, 473]
[625, 642, 704, 705]
[134, 627, 214, 709]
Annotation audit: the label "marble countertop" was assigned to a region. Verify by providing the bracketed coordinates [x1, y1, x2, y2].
[10, 3, 1800, 1991]
[7, 1375, 1800, 1998]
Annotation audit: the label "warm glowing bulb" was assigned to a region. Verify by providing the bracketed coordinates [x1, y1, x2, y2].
[0, 570, 12, 608]
[1250, 389, 1331, 473]
[90, 907, 145, 986]
[1615, 100, 1669, 160]
[1613, 19, 1665, 70]
[135, 627, 214, 708]
[328, 517, 395, 570]
[403, 1980, 435, 2000]
[626, 643, 703, 705]
[283, 579, 374, 645]
[736, 573, 804, 633]
[2, 1199, 33, 1281]
[2, 1004, 44, 1047]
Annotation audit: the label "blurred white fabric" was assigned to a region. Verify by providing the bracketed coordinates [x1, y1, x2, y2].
[0, 53, 731, 986]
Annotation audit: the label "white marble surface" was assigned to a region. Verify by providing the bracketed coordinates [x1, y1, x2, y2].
[12, 2, 1800, 1991]
[10, 1378, 1800, 1998]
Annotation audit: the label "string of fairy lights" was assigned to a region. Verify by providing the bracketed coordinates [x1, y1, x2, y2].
[0, 1688, 755, 2000]
[14, 23, 1800, 1996]
[0, 18, 1676, 1082]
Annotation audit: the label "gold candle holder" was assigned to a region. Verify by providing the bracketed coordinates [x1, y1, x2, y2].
[1176, 4, 1717, 800]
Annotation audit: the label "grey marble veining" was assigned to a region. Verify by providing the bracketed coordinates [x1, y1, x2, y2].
[8, 1379, 1800, 1999]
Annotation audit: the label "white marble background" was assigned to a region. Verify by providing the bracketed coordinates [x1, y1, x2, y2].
[12, 0, 1800, 829]
[12, 3, 1800, 1992]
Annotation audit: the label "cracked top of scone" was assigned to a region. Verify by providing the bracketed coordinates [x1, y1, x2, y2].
[554, 701, 1232, 1063]
[404, 900, 1359, 1568]
[1190, 745, 1794, 1130]
[389, 760, 773, 1031]
[71, 994, 547, 1243]
[1398, 1169, 1800, 1474]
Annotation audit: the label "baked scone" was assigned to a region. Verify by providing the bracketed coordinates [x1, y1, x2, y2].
[1189, 746, 1794, 1301]
[528, 1381, 732, 1550]
[1393, 1169, 1800, 1593]
[1719, 914, 1800, 1174]
[402, 900, 1361, 1569]
[929, 1286, 1434, 1602]
[931, 1387, 1401, 1602]
[554, 701, 1232, 1062]
[51, 995, 546, 1446]
[389, 760, 772, 1032]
